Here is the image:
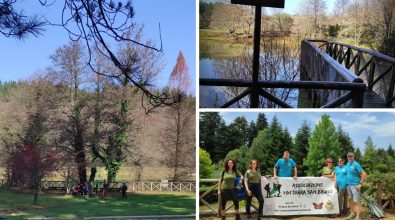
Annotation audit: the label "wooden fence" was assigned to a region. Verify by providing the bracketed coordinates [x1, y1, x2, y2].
[0, 180, 196, 192]
[200, 179, 258, 217]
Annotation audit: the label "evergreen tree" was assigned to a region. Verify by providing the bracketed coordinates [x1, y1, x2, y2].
[249, 130, 271, 174]
[291, 120, 311, 176]
[199, 112, 223, 162]
[304, 114, 340, 176]
[256, 113, 268, 131]
[388, 144, 395, 158]
[249, 116, 284, 174]
[361, 136, 377, 173]
[228, 116, 249, 148]
[336, 125, 355, 159]
[281, 127, 293, 153]
[354, 148, 362, 160]
[247, 121, 258, 147]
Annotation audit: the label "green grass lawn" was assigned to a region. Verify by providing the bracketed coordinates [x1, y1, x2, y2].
[0, 189, 195, 219]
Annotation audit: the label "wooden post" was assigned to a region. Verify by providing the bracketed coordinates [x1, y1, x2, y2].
[250, 6, 262, 108]
[387, 64, 395, 106]
[231, 0, 284, 108]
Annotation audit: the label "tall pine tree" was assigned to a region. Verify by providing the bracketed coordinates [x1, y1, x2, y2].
[256, 113, 268, 131]
[304, 115, 340, 176]
[291, 120, 311, 176]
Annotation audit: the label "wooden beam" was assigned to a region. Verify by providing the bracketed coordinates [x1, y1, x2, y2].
[231, 0, 285, 8]
[200, 78, 366, 91]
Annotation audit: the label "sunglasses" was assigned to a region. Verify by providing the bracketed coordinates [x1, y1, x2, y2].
[347, 156, 354, 158]
[327, 162, 333, 163]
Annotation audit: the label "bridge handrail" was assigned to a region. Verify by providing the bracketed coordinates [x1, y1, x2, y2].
[308, 39, 395, 106]
[303, 40, 362, 83]
[309, 40, 395, 64]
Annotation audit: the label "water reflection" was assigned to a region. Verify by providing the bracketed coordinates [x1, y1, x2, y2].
[200, 38, 300, 108]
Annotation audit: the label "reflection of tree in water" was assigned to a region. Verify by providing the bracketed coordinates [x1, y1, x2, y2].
[213, 37, 301, 108]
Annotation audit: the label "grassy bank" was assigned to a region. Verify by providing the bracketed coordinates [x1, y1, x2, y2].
[0, 189, 195, 219]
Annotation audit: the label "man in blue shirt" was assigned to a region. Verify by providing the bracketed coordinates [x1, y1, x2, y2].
[334, 157, 347, 216]
[345, 152, 366, 220]
[273, 151, 297, 179]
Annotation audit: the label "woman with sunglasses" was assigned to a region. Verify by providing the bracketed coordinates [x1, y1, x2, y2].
[334, 157, 348, 216]
[322, 157, 334, 178]
[244, 160, 264, 219]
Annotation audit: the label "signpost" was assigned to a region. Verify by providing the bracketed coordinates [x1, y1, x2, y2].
[231, 0, 285, 107]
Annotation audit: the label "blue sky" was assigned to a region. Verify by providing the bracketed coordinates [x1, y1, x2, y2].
[217, 111, 395, 151]
[0, 0, 196, 94]
[202, 0, 337, 15]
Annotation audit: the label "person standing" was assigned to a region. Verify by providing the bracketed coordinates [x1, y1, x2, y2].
[121, 183, 128, 199]
[244, 160, 264, 219]
[334, 157, 348, 216]
[218, 159, 243, 220]
[102, 181, 109, 196]
[322, 158, 335, 178]
[273, 151, 297, 179]
[345, 152, 367, 220]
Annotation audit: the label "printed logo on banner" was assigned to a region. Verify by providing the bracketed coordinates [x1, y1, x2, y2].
[261, 177, 340, 216]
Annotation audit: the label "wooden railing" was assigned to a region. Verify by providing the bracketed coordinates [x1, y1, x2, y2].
[0, 180, 196, 192]
[316, 40, 395, 107]
[200, 40, 367, 108]
[299, 40, 366, 108]
[200, 179, 258, 217]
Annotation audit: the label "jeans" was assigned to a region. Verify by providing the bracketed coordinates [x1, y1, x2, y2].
[246, 183, 264, 215]
[338, 187, 347, 214]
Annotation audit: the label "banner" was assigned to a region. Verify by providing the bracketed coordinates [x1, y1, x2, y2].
[261, 177, 339, 216]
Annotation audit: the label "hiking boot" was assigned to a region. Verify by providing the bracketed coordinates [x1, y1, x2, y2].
[235, 214, 241, 220]
[220, 216, 226, 220]
[246, 213, 252, 219]
[346, 213, 355, 220]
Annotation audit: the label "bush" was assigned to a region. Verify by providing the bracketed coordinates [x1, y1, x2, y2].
[200, 148, 214, 179]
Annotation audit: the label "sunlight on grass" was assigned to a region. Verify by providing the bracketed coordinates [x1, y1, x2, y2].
[0, 190, 195, 219]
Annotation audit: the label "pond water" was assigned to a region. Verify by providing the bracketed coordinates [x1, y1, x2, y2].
[199, 39, 301, 108]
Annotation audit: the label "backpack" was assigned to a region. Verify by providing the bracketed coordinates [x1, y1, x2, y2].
[221, 170, 247, 200]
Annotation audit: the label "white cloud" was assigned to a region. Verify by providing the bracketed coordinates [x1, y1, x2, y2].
[338, 113, 378, 131]
[372, 121, 395, 137]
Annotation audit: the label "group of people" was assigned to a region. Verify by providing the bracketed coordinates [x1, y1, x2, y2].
[73, 181, 128, 199]
[217, 151, 367, 220]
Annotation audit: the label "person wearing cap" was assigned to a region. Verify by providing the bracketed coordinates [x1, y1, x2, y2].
[345, 152, 366, 220]
[273, 151, 297, 179]
[322, 157, 334, 178]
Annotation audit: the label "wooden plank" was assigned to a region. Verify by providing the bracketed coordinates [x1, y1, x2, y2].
[363, 91, 388, 108]
[231, 0, 285, 8]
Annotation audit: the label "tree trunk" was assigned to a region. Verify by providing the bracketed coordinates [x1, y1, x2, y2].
[173, 103, 182, 182]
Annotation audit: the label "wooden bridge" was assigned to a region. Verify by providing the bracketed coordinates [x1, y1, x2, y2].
[200, 39, 395, 108]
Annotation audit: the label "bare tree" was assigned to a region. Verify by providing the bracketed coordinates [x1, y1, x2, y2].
[334, 0, 350, 26]
[40, 0, 174, 111]
[161, 51, 195, 181]
[299, 0, 328, 37]
[347, 0, 370, 46]
[48, 41, 90, 184]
